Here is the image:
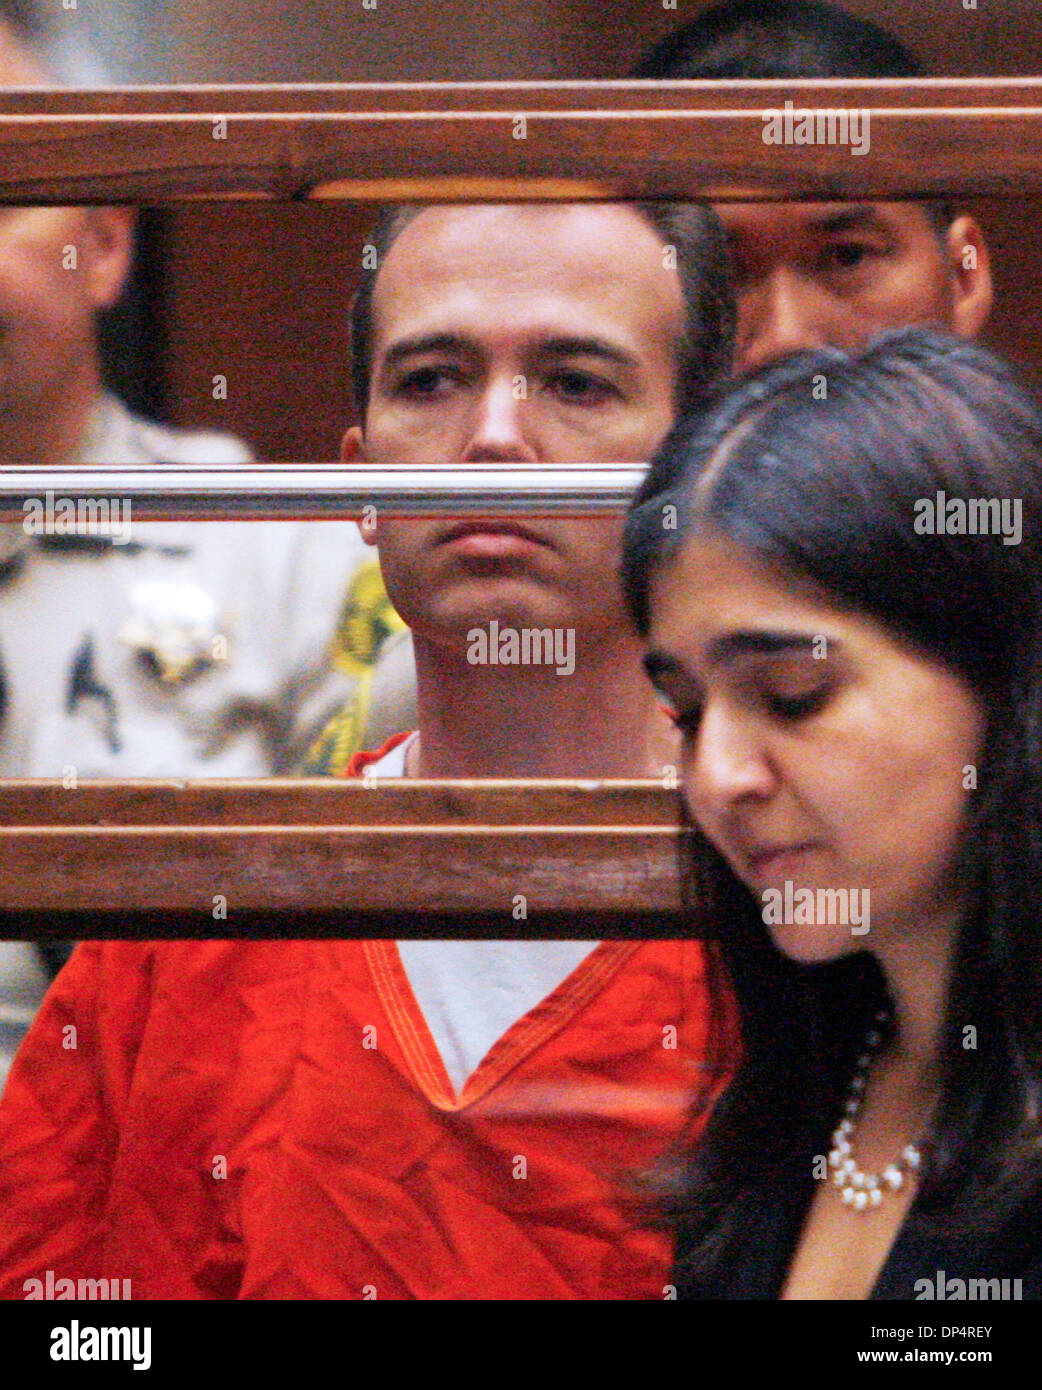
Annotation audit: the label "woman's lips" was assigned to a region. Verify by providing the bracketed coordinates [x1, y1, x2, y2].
[744, 842, 821, 880]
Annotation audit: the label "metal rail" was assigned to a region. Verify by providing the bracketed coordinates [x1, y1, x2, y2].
[0, 464, 649, 520]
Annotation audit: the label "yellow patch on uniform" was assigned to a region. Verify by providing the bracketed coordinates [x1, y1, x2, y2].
[299, 670, 373, 775]
[330, 561, 407, 676]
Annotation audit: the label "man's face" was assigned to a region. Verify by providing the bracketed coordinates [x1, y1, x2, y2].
[344, 204, 686, 644]
[714, 201, 992, 373]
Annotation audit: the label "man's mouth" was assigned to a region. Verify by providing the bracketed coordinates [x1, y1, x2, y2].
[437, 520, 551, 558]
[439, 520, 548, 545]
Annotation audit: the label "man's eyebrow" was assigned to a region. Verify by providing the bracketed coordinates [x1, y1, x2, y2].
[379, 333, 639, 373]
[534, 336, 639, 368]
[380, 333, 475, 372]
[815, 208, 890, 237]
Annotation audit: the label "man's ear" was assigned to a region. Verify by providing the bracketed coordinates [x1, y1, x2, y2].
[81, 208, 136, 311]
[944, 215, 993, 339]
[341, 424, 365, 462]
[342, 425, 379, 547]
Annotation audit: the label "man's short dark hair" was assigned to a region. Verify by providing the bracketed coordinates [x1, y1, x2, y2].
[633, 1, 954, 232]
[349, 203, 735, 425]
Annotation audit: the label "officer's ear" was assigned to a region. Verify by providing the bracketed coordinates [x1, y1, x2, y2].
[81, 208, 136, 311]
[944, 214, 993, 339]
[341, 426, 378, 548]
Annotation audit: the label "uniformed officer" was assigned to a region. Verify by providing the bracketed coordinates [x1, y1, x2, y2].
[0, 4, 386, 1082]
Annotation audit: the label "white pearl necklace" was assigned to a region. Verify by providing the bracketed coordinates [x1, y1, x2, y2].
[827, 1009, 922, 1212]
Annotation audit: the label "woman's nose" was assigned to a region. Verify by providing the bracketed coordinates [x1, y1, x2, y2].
[684, 699, 777, 814]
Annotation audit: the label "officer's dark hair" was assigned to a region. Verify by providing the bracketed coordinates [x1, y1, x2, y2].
[632, 0, 955, 232]
[349, 203, 736, 426]
[634, 0, 919, 81]
[0, 1, 46, 41]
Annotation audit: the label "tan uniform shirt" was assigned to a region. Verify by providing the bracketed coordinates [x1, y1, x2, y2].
[0, 394, 369, 1081]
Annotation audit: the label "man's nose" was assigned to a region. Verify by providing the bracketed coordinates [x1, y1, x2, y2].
[735, 270, 832, 373]
[460, 375, 538, 463]
[684, 700, 777, 815]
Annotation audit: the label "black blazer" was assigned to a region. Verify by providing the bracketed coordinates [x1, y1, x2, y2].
[676, 1117, 1042, 1300]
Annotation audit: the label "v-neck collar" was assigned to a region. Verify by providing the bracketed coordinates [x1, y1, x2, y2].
[364, 939, 640, 1111]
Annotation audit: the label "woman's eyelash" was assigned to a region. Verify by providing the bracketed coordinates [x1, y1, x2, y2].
[766, 688, 828, 719]
[664, 705, 702, 735]
[657, 685, 828, 733]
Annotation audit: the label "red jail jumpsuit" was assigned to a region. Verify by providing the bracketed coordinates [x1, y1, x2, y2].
[0, 736, 720, 1299]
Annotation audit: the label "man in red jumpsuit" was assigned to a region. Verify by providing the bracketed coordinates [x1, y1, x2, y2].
[0, 201, 734, 1299]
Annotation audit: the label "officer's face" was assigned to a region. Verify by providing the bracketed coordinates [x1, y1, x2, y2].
[0, 209, 107, 418]
[714, 201, 992, 374]
[344, 204, 685, 646]
[0, 24, 133, 442]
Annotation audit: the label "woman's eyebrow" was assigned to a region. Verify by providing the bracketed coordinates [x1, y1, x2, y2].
[706, 631, 832, 667]
[650, 633, 839, 681]
[644, 632, 836, 685]
[643, 649, 687, 685]
[705, 633, 839, 669]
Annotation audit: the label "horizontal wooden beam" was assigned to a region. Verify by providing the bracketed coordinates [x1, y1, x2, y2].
[0, 780, 690, 937]
[0, 80, 1039, 202]
[8, 78, 1042, 116]
[0, 779, 681, 827]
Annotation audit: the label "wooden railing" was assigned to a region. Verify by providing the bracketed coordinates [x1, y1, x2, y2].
[0, 780, 688, 936]
[1, 80, 1040, 200]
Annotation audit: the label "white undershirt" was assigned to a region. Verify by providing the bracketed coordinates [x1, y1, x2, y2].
[368, 734, 598, 1095]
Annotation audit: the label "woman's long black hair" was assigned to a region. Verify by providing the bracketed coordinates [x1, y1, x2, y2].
[621, 329, 1042, 1290]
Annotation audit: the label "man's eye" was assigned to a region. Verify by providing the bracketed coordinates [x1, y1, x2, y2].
[822, 241, 878, 273]
[547, 370, 616, 405]
[726, 252, 752, 290]
[394, 366, 460, 398]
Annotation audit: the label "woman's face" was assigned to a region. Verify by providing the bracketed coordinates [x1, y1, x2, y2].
[645, 533, 985, 963]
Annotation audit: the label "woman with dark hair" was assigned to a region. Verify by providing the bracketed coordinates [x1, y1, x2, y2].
[622, 327, 1042, 1299]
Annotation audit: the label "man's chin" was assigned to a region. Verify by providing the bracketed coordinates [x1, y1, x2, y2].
[408, 597, 575, 653]
[419, 576, 573, 631]
[428, 607, 569, 639]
